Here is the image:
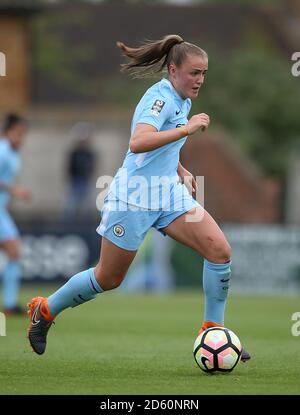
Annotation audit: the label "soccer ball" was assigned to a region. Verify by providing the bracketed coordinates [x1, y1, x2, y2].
[193, 327, 242, 373]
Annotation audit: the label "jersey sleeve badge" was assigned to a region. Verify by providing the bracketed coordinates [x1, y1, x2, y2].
[150, 99, 165, 116]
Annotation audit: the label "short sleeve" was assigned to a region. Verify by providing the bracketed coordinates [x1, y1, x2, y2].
[136, 96, 173, 131]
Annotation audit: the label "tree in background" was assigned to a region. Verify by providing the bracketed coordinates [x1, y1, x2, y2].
[192, 47, 300, 178]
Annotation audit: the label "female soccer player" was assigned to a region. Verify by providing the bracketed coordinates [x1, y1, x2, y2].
[0, 114, 31, 315]
[27, 35, 250, 361]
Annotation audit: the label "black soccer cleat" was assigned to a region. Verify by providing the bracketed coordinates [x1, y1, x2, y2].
[27, 297, 54, 355]
[241, 347, 251, 362]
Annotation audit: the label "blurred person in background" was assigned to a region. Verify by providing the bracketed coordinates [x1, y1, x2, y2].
[27, 35, 249, 362]
[63, 122, 96, 220]
[0, 114, 31, 315]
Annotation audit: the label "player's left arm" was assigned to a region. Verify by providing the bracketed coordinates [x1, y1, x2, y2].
[177, 161, 198, 195]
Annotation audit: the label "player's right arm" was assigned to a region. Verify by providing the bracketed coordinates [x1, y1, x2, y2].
[130, 113, 210, 153]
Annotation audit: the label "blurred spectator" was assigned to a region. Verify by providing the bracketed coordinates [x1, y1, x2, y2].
[63, 122, 96, 220]
[0, 113, 31, 315]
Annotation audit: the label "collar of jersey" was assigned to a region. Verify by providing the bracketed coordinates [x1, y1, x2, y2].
[161, 78, 187, 106]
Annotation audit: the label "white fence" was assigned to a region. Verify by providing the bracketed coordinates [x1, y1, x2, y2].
[223, 224, 300, 294]
[0, 224, 299, 295]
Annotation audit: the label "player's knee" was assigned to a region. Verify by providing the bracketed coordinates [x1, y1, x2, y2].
[5, 244, 20, 260]
[10, 251, 20, 260]
[205, 241, 232, 264]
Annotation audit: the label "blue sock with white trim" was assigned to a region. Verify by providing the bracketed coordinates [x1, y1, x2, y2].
[47, 268, 103, 317]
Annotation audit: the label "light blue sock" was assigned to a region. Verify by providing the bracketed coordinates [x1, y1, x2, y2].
[203, 259, 231, 325]
[2, 260, 22, 309]
[47, 268, 103, 317]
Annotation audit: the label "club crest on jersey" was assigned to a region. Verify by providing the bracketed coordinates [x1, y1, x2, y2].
[113, 224, 125, 237]
[150, 100, 165, 116]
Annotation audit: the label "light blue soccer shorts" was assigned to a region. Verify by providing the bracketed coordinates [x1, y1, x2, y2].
[96, 183, 200, 251]
[0, 208, 19, 242]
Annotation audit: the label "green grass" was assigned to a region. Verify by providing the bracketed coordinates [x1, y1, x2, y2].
[1, 286, 300, 395]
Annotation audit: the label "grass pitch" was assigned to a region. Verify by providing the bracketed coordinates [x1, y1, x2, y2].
[1, 286, 300, 395]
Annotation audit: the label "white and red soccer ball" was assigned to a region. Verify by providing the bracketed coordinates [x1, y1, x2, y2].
[193, 327, 242, 373]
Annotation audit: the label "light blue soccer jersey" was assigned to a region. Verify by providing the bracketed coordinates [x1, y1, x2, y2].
[0, 138, 21, 208]
[109, 78, 192, 209]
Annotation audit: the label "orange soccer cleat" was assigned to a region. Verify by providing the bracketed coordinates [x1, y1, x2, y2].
[27, 296, 54, 355]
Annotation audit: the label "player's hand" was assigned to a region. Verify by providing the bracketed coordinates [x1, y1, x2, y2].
[186, 113, 210, 135]
[178, 165, 198, 196]
[11, 186, 32, 202]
